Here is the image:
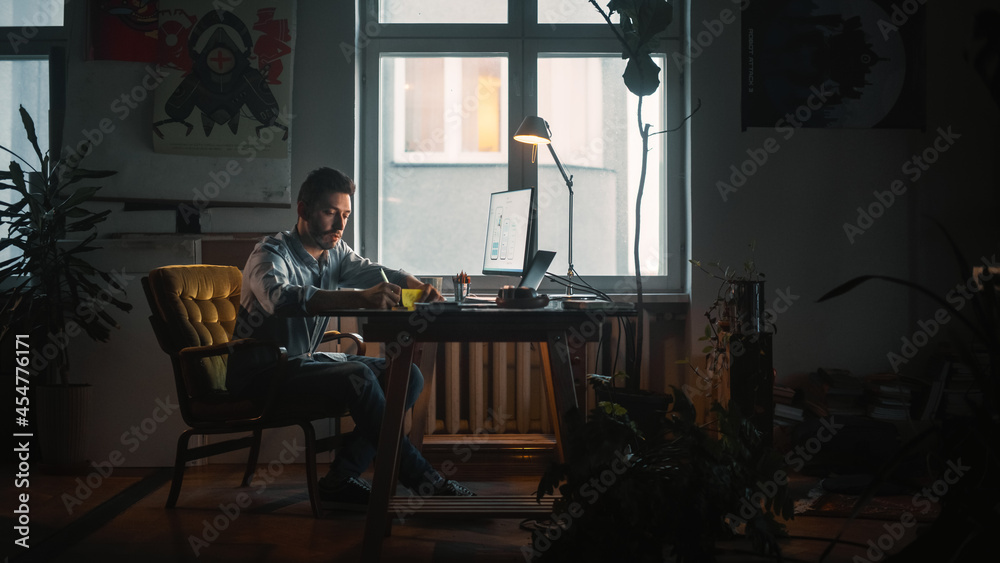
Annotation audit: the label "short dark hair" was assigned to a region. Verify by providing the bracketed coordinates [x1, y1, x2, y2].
[298, 167, 356, 210]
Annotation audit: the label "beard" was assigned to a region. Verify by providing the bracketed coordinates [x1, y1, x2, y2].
[308, 224, 341, 250]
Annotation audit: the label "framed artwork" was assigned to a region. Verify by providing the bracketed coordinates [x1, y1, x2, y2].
[152, 0, 295, 157]
[742, 0, 925, 130]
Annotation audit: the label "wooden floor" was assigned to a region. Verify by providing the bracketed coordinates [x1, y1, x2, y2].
[2, 446, 929, 563]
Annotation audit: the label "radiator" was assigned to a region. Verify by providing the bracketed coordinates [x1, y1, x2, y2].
[424, 342, 553, 436]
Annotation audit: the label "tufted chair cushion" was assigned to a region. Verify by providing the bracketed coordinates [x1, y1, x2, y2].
[148, 265, 243, 395]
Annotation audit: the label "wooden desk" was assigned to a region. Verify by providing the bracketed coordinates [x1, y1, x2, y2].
[339, 304, 625, 562]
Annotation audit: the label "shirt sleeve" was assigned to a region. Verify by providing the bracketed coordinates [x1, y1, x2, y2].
[334, 242, 411, 289]
[243, 240, 315, 316]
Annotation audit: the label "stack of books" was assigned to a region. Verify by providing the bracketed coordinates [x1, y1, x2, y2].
[773, 384, 803, 426]
[863, 373, 915, 421]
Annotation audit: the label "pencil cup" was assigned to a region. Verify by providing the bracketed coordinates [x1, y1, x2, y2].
[455, 283, 471, 304]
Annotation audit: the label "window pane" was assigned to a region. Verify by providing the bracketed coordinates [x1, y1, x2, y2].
[537, 0, 608, 24]
[1, 59, 49, 265]
[536, 55, 666, 277]
[0, 0, 64, 27]
[380, 55, 508, 274]
[381, 0, 506, 24]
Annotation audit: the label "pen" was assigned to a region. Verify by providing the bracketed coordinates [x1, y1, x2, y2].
[380, 268, 389, 284]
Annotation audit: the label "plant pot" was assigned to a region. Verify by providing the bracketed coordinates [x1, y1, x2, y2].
[35, 383, 92, 471]
[728, 280, 766, 334]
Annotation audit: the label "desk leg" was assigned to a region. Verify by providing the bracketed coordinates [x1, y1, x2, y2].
[540, 330, 580, 463]
[361, 337, 416, 562]
[409, 342, 437, 452]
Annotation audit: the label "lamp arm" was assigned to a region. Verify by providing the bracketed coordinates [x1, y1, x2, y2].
[545, 143, 574, 193]
[545, 143, 575, 294]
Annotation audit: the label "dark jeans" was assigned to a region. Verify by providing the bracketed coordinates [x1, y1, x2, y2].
[270, 352, 437, 489]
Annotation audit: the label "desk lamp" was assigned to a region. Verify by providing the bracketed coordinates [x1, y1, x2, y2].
[513, 115, 575, 295]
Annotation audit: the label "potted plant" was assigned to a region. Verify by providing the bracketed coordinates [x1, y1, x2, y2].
[689, 244, 775, 445]
[530, 377, 793, 562]
[1, 105, 131, 468]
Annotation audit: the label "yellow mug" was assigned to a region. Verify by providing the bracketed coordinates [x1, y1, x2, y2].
[400, 288, 423, 311]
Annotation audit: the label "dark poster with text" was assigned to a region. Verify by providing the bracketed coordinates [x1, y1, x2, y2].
[742, 0, 925, 130]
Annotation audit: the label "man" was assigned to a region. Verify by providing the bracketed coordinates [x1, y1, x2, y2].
[230, 167, 473, 508]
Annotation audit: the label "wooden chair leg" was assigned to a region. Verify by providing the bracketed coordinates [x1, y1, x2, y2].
[241, 429, 263, 487]
[166, 431, 194, 508]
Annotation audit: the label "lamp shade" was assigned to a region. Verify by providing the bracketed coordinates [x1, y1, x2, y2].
[513, 116, 551, 145]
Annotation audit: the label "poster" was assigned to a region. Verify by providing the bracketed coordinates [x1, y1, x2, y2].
[88, 0, 159, 62]
[742, 0, 925, 130]
[152, 0, 295, 157]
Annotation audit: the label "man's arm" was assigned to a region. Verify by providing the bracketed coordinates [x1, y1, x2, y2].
[305, 282, 403, 315]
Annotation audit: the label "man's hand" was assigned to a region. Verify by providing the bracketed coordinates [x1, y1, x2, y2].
[359, 282, 401, 309]
[406, 277, 443, 303]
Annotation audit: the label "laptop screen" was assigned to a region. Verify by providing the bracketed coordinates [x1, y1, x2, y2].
[519, 250, 556, 291]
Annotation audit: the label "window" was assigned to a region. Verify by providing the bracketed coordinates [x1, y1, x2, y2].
[0, 1, 65, 266]
[359, 1, 686, 293]
[392, 56, 508, 164]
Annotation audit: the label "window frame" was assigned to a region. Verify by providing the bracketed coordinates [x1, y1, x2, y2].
[1, 15, 67, 163]
[357, 0, 688, 295]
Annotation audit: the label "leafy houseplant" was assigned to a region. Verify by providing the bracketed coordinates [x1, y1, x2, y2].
[1, 106, 131, 465]
[815, 224, 998, 562]
[688, 244, 769, 382]
[529, 378, 793, 563]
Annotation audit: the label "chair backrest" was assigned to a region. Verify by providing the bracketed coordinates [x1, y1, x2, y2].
[144, 265, 243, 395]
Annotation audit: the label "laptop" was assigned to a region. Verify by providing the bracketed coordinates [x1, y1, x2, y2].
[517, 249, 556, 292]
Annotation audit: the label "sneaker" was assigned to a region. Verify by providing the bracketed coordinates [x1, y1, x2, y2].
[318, 476, 371, 511]
[432, 479, 476, 497]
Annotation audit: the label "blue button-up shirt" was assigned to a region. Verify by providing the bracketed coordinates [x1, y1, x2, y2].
[228, 228, 409, 392]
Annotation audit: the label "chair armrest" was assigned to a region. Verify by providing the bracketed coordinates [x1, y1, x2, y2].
[179, 338, 287, 362]
[321, 330, 366, 356]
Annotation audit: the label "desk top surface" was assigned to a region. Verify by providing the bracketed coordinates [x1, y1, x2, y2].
[325, 302, 632, 342]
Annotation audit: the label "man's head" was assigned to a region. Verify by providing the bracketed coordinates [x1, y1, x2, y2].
[296, 167, 355, 254]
